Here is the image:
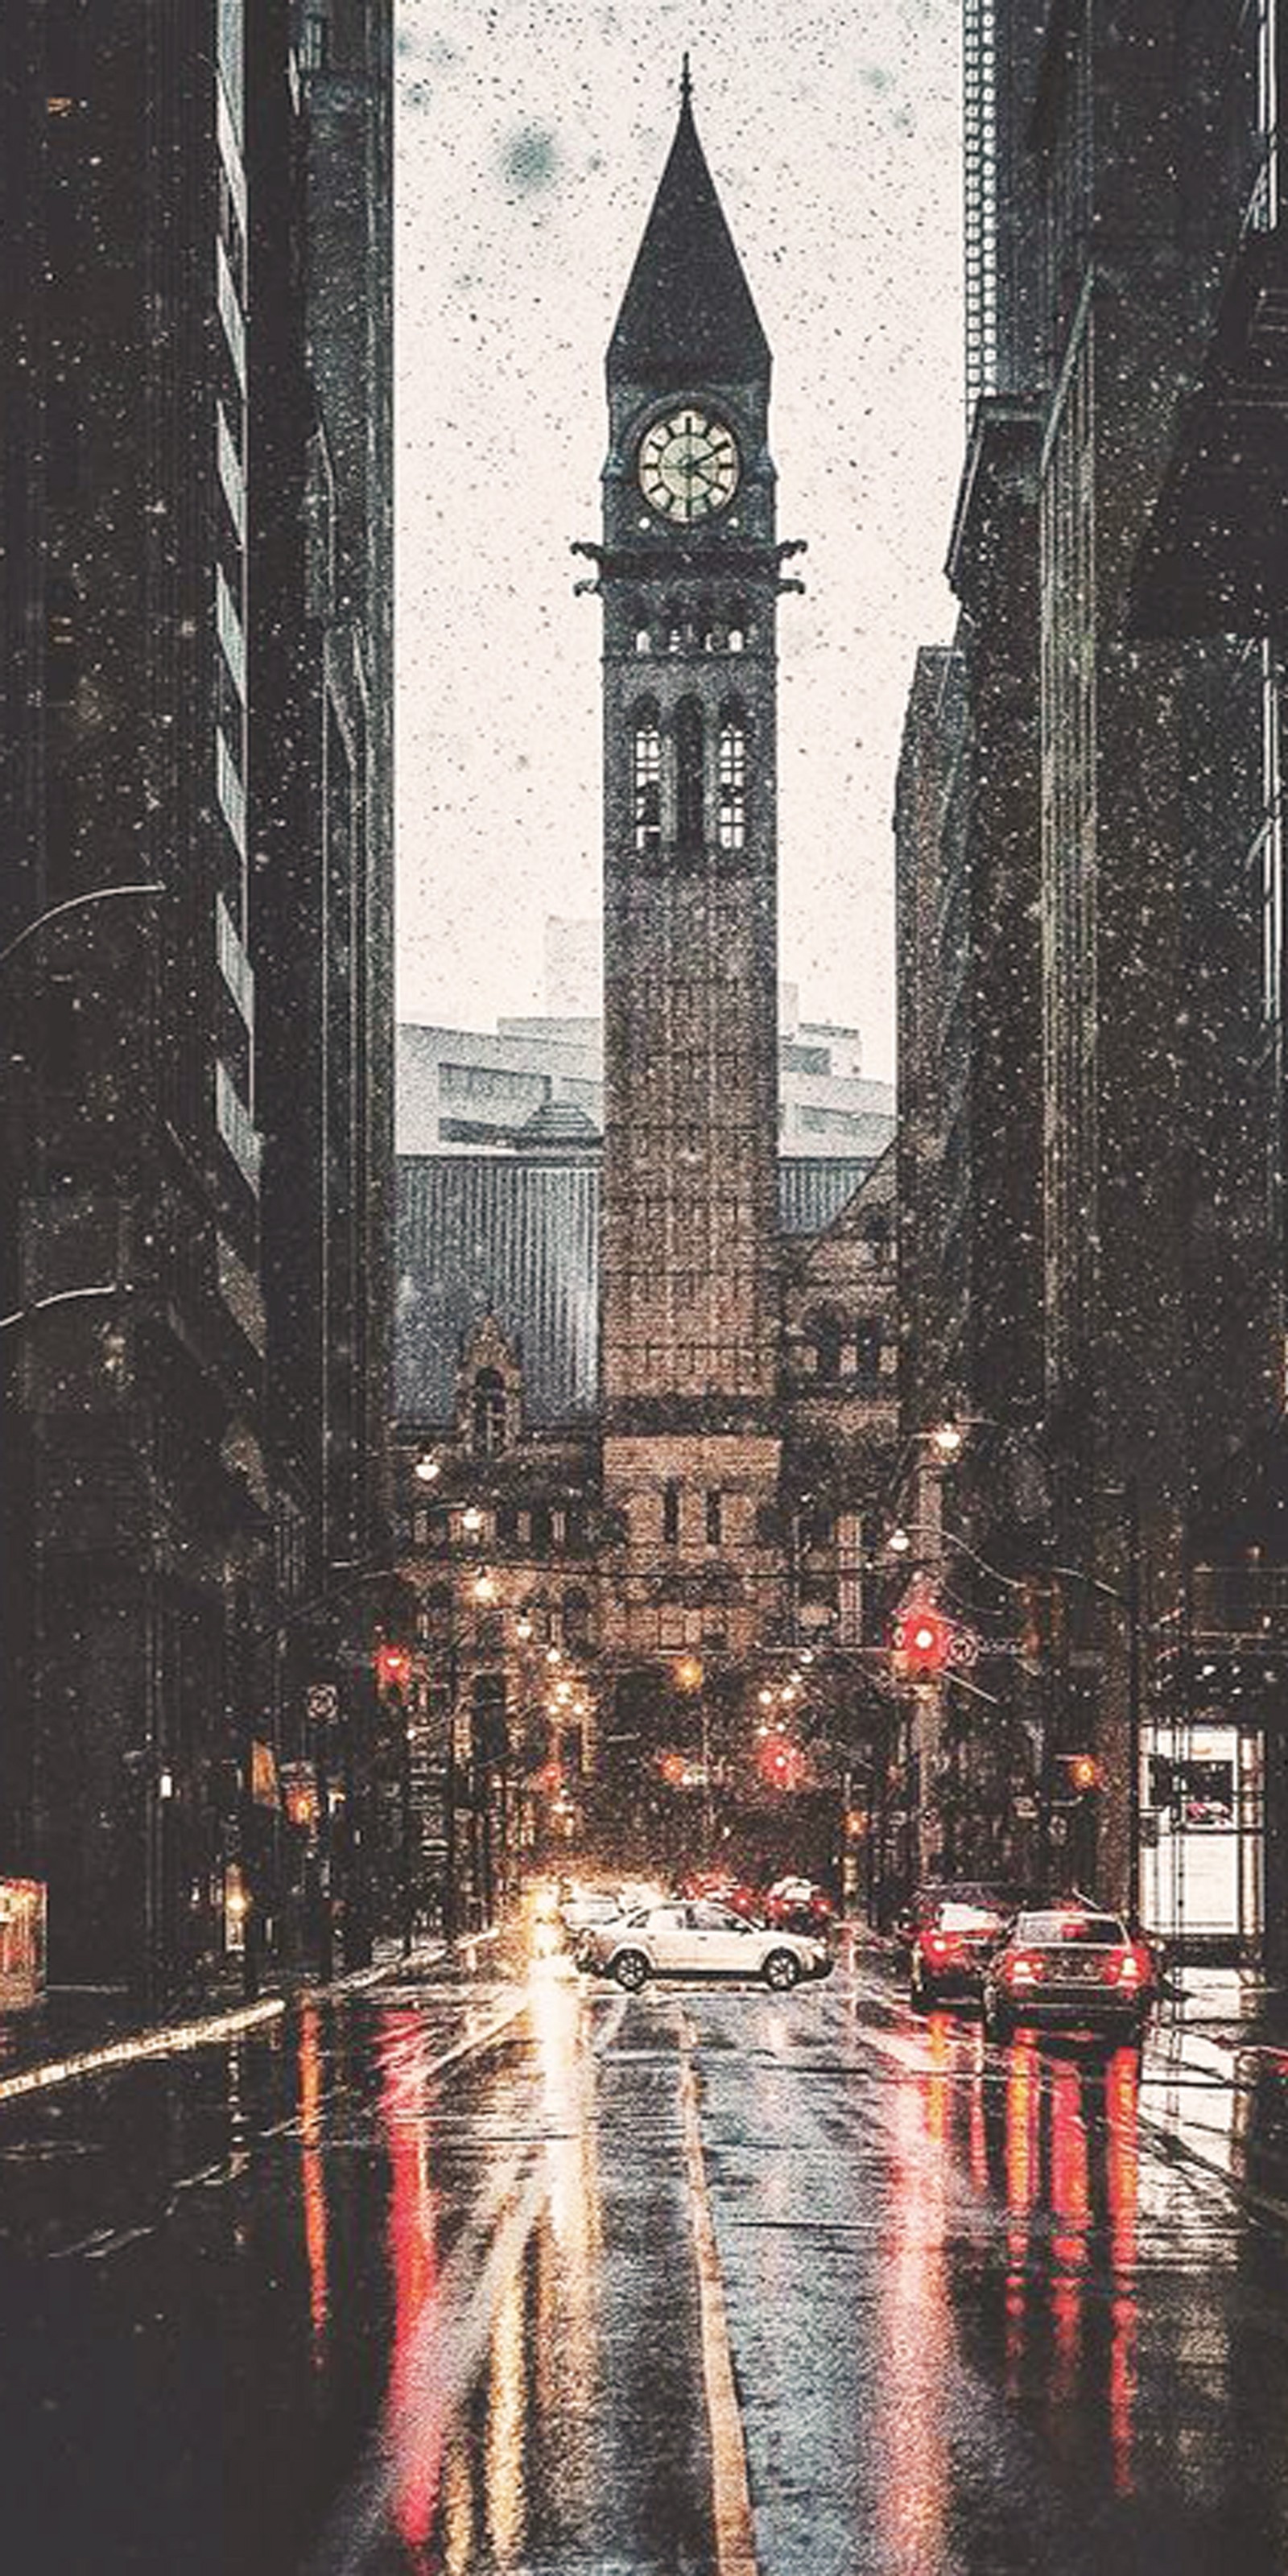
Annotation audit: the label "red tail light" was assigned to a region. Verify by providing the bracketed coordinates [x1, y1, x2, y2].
[1103, 1947, 1145, 1987]
[1004, 1951, 1043, 1986]
[924, 1931, 960, 1961]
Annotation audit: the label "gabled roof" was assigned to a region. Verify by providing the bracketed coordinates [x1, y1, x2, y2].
[609, 80, 770, 390]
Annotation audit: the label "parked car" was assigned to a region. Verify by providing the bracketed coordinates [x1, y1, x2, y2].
[679, 1872, 765, 1918]
[895, 1879, 1032, 1952]
[909, 1896, 1012, 2008]
[555, 1888, 625, 1947]
[763, 1877, 836, 1938]
[579, 1897, 832, 1992]
[982, 1905, 1156, 2037]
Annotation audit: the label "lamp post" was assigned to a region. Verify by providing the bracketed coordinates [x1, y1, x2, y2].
[0, 880, 166, 976]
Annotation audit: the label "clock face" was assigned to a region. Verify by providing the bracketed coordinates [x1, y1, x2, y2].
[638, 408, 741, 524]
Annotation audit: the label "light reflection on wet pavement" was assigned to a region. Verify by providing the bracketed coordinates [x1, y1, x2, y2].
[3, 1930, 1288, 2572]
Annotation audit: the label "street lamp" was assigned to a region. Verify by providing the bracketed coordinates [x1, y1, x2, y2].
[0, 879, 166, 975]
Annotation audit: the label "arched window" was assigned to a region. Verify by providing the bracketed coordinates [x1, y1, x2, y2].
[471, 1365, 506, 1456]
[808, 1313, 844, 1383]
[675, 699, 704, 853]
[632, 703, 662, 856]
[563, 1587, 590, 1649]
[634, 626, 652, 655]
[853, 1322, 882, 1381]
[726, 600, 749, 654]
[717, 712, 747, 852]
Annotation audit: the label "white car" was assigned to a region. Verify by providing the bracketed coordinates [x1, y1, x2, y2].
[556, 1889, 625, 1945]
[580, 1897, 832, 1992]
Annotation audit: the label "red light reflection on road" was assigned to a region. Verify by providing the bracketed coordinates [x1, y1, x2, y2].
[875, 2020, 952, 2571]
[1104, 2045, 1139, 2494]
[1049, 2058, 1088, 2401]
[1004, 2036, 1038, 2392]
[378, 2008, 441, 2554]
[296, 2001, 329, 2368]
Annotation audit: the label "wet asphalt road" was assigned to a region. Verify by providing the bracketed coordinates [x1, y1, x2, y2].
[4, 1928, 1288, 2574]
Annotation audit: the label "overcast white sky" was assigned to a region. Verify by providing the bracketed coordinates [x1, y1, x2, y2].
[394, 0, 964, 1083]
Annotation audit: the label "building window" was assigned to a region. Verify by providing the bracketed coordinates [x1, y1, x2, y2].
[471, 1365, 506, 1458]
[675, 699, 704, 852]
[853, 1322, 881, 1381]
[705, 1490, 723, 1547]
[38, 976, 80, 1093]
[809, 1315, 844, 1382]
[663, 1481, 681, 1546]
[633, 708, 662, 857]
[530, 1502, 553, 1552]
[217, 403, 246, 542]
[302, 11, 330, 71]
[717, 716, 746, 851]
[216, 724, 246, 856]
[564, 1587, 590, 1649]
[47, 382, 80, 508]
[46, 580, 78, 706]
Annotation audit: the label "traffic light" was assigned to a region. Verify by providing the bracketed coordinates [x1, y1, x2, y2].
[890, 1604, 952, 1679]
[374, 1641, 413, 1696]
[758, 1735, 805, 1791]
[1063, 1752, 1102, 1794]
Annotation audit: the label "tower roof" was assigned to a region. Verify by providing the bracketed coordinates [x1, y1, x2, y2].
[609, 76, 770, 390]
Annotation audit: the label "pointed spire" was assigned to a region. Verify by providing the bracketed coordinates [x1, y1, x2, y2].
[608, 76, 770, 390]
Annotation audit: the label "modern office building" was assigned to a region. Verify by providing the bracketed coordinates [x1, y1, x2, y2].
[397, 990, 894, 1161]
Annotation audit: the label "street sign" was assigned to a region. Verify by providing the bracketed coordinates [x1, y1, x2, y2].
[307, 1682, 339, 1724]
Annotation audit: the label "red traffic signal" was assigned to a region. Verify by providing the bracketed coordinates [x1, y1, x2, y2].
[374, 1642, 413, 1695]
[758, 1736, 806, 1791]
[890, 1604, 952, 1678]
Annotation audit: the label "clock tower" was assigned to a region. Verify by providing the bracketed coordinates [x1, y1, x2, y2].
[591, 68, 792, 1657]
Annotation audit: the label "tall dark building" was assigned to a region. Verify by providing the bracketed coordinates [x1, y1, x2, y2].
[894, 2, 1287, 1952]
[0, 2, 394, 1986]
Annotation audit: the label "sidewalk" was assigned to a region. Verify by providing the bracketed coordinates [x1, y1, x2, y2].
[0, 1932, 473, 2106]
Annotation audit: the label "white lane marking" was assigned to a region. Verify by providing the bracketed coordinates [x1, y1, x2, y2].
[679, 2013, 760, 2576]
[0, 1996, 286, 2107]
